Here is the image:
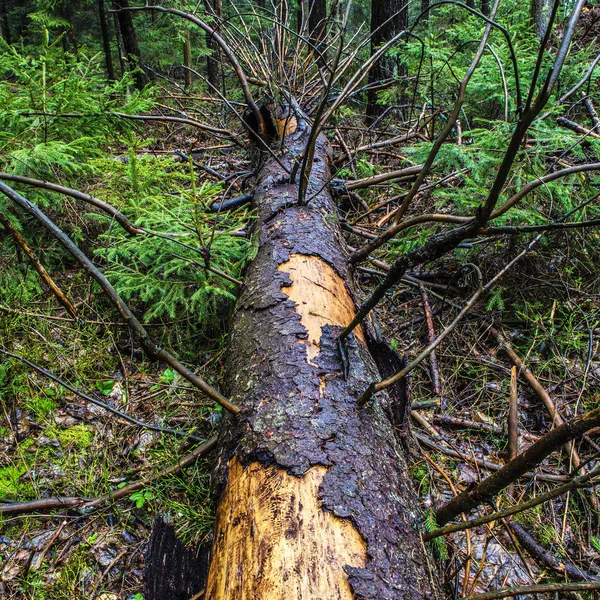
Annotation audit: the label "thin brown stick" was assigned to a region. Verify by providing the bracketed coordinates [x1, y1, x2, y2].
[357, 285, 484, 406]
[508, 366, 518, 461]
[464, 581, 600, 599]
[83, 435, 218, 508]
[423, 463, 600, 540]
[490, 327, 582, 468]
[0, 497, 85, 515]
[414, 431, 567, 483]
[435, 406, 600, 525]
[432, 415, 539, 443]
[419, 283, 442, 399]
[556, 116, 600, 138]
[0, 437, 218, 515]
[0, 214, 78, 318]
[583, 94, 600, 130]
[345, 165, 422, 191]
[0, 182, 239, 414]
[115, 6, 264, 131]
[508, 521, 600, 581]
[0, 172, 143, 235]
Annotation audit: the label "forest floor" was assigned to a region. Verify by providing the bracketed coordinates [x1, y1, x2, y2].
[2, 101, 600, 600]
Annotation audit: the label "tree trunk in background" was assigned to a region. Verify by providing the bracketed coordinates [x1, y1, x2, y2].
[308, 0, 327, 65]
[481, 0, 491, 17]
[203, 121, 441, 599]
[183, 28, 193, 88]
[112, 0, 147, 90]
[205, 0, 222, 90]
[421, 0, 430, 22]
[98, 0, 115, 81]
[0, 0, 11, 44]
[531, 0, 551, 38]
[366, 0, 407, 124]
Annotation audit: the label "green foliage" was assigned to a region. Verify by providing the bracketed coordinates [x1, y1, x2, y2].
[423, 510, 448, 560]
[0, 35, 152, 180]
[93, 150, 254, 324]
[130, 489, 155, 509]
[55, 424, 94, 450]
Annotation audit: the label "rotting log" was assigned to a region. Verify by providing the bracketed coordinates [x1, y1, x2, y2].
[201, 123, 441, 599]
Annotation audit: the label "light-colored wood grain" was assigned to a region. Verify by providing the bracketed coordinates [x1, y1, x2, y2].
[279, 254, 365, 363]
[205, 458, 366, 599]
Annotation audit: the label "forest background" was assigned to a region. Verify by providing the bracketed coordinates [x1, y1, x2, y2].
[1, 0, 600, 598]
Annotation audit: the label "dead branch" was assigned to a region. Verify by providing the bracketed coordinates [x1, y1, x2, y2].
[508, 366, 518, 461]
[0, 436, 218, 515]
[414, 431, 567, 483]
[464, 581, 600, 599]
[0, 172, 143, 235]
[0, 348, 204, 442]
[0, 214, 78, 318]
[435, 405, 600, 525]
[0, 181, 239, 414]
[423, 463, 600, 540]
[556, 116, 600, 138]
[508, 521, 600, 581]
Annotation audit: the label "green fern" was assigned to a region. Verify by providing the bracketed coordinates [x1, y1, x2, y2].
[423, 510, 449, 560]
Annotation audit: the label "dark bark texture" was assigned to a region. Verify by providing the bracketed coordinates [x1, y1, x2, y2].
[112, 0, 147, 90]
[206, 130, 440, 599]
[308, 0, 327, 64]
[98, 0, 115, 81]
[145, 516, 208, 600]
[367, 0, 407, 122]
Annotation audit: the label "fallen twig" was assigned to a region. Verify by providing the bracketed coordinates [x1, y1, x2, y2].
[0, 348, 204, 442]
[435, 406, 600, 525]
[0, 181, 239, 414]
[463, 581, 600, 599]
[0, 436, 218, 515]
[414, 431, 567, 483]
[0, 214, 78, 318]
[508, 366, 518, 461]
[419, 283, 442, 402]
[508, 521, 600, 581]
[423, 463, 600, 540]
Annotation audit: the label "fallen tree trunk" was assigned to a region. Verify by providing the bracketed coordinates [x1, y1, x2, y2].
[202, 126, 441, 599]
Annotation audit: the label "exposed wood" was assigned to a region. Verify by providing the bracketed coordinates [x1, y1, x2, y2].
[279, 254, 365, 363]
[206, 459, 366, 599]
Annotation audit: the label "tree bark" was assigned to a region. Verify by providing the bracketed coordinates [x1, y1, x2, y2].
[308, 0, 327, 65]
[531, 0, 551, 39]
[0, 0, 11, 44]
[98, 0, 115, 81]
[183, 27, 193, 88]
[366, 0, 407, 123]
[202, 123, 441, 599]
[112, 0, 147, 90]
[205, 0, 222, 90]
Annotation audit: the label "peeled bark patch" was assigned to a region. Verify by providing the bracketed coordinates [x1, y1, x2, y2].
[206, 458, 366, 598]
[279, 254, 365, 364]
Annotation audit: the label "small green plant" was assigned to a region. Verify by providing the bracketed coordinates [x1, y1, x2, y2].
[160, 368, 177, 385]
[130, 489, 155, 509]
[96, 380, 115, 396]
[423, 510, 448, 560]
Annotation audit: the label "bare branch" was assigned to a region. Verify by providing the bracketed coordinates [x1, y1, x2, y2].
[0, 181, 240, 414]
